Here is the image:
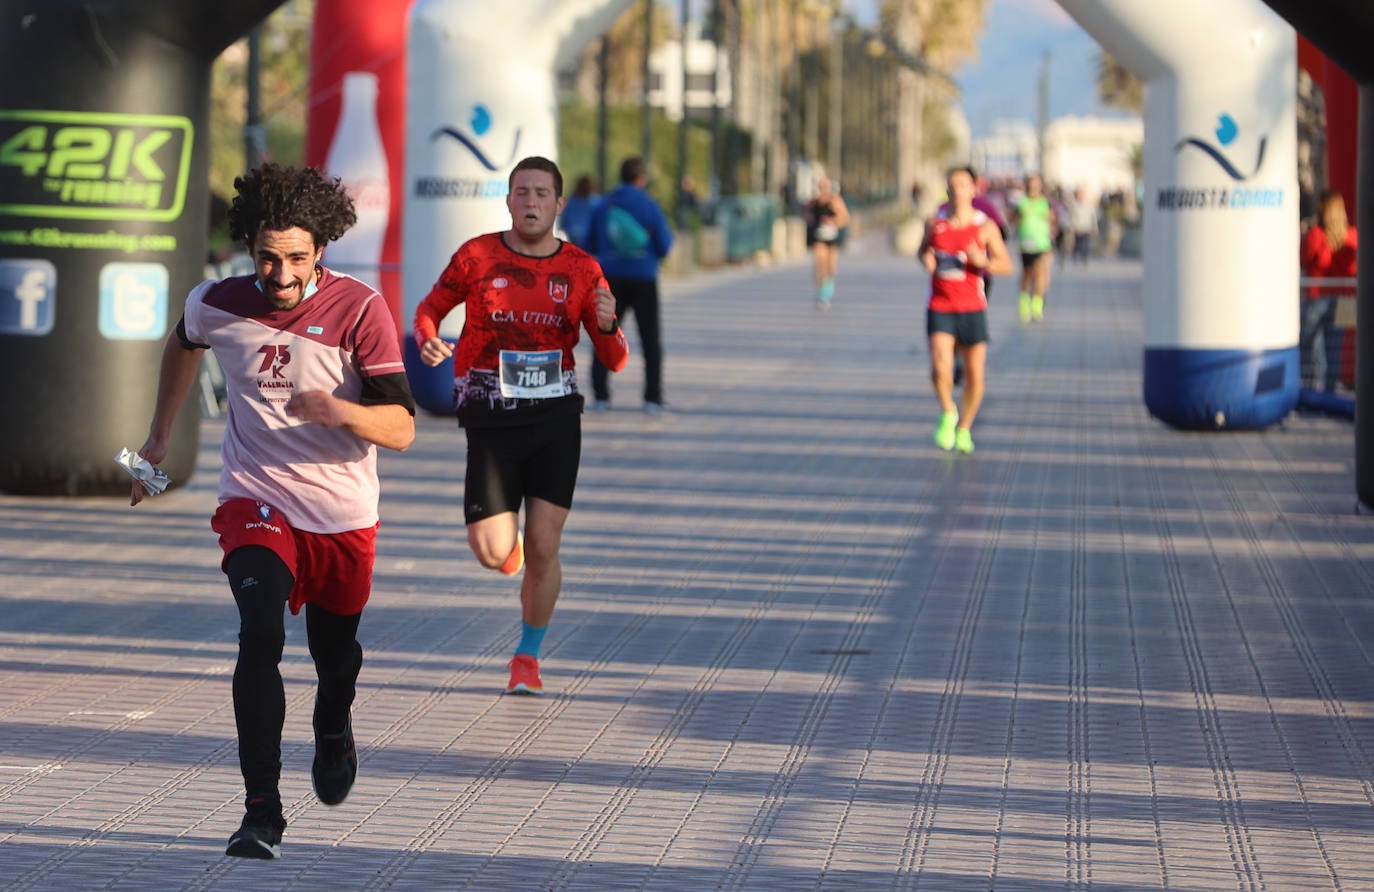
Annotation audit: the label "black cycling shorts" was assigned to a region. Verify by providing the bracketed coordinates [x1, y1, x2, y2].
[463, 413, 581, 523]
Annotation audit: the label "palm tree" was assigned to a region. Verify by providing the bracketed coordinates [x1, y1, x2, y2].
[1096, 51, 1143, 113]
[880, 0, 989, 196]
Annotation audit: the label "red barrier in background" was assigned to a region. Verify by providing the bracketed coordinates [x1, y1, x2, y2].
[306, 0, 409, 330]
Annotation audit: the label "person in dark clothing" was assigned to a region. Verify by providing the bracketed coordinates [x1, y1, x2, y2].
[584, 156, 676, 413]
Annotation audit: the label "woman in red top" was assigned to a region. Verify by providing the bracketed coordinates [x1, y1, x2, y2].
[918, 166, 1012, 453]
[1299, 190, 1357, 392]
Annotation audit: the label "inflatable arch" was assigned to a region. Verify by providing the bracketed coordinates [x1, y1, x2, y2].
[0, 1, 287, 495]
[1056, 0, 1300, 430]
[308, 0, 636, 414]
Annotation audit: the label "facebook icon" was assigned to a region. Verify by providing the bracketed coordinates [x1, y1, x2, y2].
[0, 259, 57, 336]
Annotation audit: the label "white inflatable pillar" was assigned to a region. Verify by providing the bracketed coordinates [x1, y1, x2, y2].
[402, 0, 634, 413]
[1057, 0, 1299, 429]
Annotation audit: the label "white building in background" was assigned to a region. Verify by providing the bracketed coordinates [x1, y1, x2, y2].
[971, 120, 1038, 182]
[648, 30, 731, 122]
[971, 115, 1142, 198]
[1043, 115, 1142, 197]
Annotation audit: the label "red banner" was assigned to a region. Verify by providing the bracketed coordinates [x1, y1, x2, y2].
[306, 0, 409, 329]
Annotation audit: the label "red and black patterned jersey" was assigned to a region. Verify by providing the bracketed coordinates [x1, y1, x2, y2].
[414, 232, 630, 428]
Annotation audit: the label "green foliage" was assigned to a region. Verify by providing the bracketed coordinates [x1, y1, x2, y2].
[1096, 51, 1143, 114]
[557, 101, 753, 221]
[208, 0, 312, 220]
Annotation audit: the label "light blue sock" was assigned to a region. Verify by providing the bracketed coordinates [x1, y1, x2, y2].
[516, 621, 547, 658]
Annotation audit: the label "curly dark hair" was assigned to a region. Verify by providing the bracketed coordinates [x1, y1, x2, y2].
[227, 163, 357, 248]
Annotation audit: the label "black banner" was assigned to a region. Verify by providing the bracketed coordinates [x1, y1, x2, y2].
[0, 1, 284, 495]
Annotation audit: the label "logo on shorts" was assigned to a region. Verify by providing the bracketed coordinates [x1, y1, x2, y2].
[243, 502, 283, 535]
[493, 277, 508, 289]
[548, 275, 569, 304]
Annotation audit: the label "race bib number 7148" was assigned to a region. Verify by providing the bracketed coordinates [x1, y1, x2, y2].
[499, 349, 567, 399]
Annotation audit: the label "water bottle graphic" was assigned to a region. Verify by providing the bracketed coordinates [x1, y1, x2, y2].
[324, 71, 390, 290]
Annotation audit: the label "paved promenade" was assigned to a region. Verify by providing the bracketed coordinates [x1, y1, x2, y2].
[2, 238, 1372, 890]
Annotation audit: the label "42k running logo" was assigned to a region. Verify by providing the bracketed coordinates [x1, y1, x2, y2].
[0, 110, 193, 221]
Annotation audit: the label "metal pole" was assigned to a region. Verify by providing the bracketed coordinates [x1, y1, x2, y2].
[641, 0, 653, 160]
[245, 27, 263, 170]
[709, 0, 722, 206]
[677, 0, 690, 227]
[1358, 83, 1374, 508]
[598, 36, 610, 190]
[725, 0, 741, 197]
[805, 17, 819, 163]
[828, 9, 842, 182]
[789, 1, 801, 209]
[1036, 50, 1050, 173]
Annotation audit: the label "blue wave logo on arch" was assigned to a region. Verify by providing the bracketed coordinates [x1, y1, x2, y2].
[1175, 113, 1266, 181]
[431, 103, 522, 172]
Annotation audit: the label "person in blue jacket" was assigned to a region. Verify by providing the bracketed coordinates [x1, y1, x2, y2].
[584, 156, 675, 413]
[558, 174, 600, 248]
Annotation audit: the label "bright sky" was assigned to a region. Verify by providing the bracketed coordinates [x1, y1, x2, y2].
[676, 0, 1119, 138]
[955, 0, 1118, 137]
[840, 0, 1118, 137]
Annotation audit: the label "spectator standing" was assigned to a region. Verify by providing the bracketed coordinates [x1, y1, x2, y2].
[1299, 190, 1357, 393]
[584, 156, 675, 412]
[1068, 187, 1099, 265]
[558, 174, 601, 249]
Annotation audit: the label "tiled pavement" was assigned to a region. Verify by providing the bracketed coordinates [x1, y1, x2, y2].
[1, 238, 1372, 890]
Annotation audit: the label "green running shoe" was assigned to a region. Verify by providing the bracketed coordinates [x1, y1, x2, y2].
[955, 427, 974, 454]
[1018, 294, 1032, 324]
[1031, 294, 1044, 321]
[934, 411, 958, 451]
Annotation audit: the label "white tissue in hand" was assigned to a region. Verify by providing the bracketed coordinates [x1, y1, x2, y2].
[114, 448, 170, 495]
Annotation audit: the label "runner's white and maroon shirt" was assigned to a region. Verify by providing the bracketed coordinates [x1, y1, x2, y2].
[414, 233, 630, 428]
[181, 268, 408, 534]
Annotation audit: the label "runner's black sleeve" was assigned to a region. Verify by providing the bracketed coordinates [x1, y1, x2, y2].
[360, 372, 417, 415]
[175, 317, 210, 350]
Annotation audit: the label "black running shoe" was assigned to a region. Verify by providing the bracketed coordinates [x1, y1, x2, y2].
[312, 714, 357, 806]
[226, 816, 283, 859]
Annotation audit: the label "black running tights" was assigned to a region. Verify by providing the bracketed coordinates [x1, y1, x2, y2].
[225, 546, 363, 803]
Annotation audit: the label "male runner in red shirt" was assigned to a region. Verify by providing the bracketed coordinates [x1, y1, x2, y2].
[415, 156, 628, 696]
[918, 166, 1012, 453]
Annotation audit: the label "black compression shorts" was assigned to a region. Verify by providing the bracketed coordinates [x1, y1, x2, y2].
[463, 413, 581, 523]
